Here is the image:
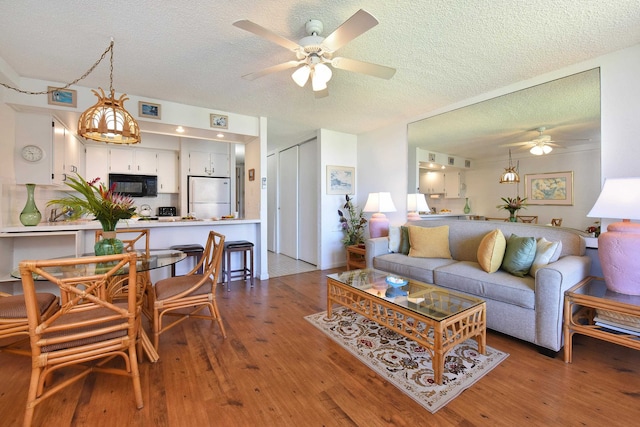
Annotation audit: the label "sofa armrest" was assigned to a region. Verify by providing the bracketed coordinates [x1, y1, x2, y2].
[365, 237, 389, 268]
[534, 255, 592, 351]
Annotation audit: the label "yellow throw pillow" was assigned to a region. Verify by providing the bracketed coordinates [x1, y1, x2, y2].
[477, 229, 506, 273]
[408, 225, 452, 259]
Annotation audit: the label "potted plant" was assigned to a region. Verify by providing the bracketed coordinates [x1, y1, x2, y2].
[337, 195, 367, 247]
[497, 196, 527, 222]
[48, 174, 136, 254]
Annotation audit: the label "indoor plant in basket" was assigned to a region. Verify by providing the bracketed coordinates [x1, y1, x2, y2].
[337, 195, 367, 247]
[48, 174, 136, 254]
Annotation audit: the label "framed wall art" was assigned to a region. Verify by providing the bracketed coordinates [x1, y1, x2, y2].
[525, 171, 574, 205]
[138, 101, 161, 119]
[327, 165, 355, 195]
[248, 168, 255, 181]
[47, 87, 77, 108]
[210, 114, 228, 129]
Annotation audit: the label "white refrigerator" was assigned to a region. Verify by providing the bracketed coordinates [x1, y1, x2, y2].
[187, 176, 231, 219]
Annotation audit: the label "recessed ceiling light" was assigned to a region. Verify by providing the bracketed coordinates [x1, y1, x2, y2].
[176, 126, 185, 133]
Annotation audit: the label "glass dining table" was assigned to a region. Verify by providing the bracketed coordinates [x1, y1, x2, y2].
[12, 249, 187, 362]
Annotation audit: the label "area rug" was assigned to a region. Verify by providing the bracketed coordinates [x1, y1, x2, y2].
[305, 307, 508, 413]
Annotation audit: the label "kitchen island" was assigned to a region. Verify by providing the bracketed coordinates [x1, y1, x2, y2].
[0, 218, 265, 293]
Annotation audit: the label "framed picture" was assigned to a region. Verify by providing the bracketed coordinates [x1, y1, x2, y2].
[210, 114, 228, 129]
[138, 101, 161, 119]
[47, 87, 77, 107]
[327, 165, 355, 195]
[248, 168, 255, 181]
[525, 171, 574, 205]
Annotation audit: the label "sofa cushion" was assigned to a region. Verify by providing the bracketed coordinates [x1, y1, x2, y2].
[477, 229, 506, 273]
[529, 237, 560, 277]
[434, 261, 535, 309]
[373, 253, 456, 284]
[388, 226, 401, 253]
[549, 240, 563, 263]
[501, 234, 536, 277]
[408, 225, 452, 259]
[399, 226, 410, 255]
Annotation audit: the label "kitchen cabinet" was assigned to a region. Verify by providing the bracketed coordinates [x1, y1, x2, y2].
[108, 147, 157, 175]
[444, 172, 461, 198]
[85, 145, 109, 184]
[157, 150, 178, 193]
[188, 150, 230, 177]
[419, 171, 445, 194]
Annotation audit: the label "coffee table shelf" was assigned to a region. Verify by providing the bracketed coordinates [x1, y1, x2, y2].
[327, 268, 486, 384]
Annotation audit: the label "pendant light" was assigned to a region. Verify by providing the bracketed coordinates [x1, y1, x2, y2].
[499, 150, 520, 183]
[77, 39, 140, 144]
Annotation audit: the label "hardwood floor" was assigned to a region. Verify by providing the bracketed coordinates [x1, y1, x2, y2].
[1, 269, 639, 426]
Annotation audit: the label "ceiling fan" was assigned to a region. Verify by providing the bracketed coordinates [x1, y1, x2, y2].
[500, 127, 588, 155]
[233, 9, 396, 98]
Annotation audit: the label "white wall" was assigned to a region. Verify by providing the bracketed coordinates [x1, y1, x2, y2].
[319, 129, 358, 269]
[358, 43, 640, 231]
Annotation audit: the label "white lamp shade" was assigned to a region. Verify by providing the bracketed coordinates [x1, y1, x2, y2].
[292, 66, 311, 87]
[407, 193, 430, 212]
[530, 144, 552, 155]
[363, 192, 397, 213]
[587, 177, 640, 220]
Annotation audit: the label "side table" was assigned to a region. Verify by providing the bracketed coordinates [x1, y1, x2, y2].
[346, 245, 366, 270]
[563, 276, 640, 363]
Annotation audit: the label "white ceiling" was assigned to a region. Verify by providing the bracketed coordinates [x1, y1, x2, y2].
[1, 1, 640, 151]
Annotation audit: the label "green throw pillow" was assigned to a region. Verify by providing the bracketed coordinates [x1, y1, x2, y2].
[399, 226, 410, 255]
[501, 234, 536, 277]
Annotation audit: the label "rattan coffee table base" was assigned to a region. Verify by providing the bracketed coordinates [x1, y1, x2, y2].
[327, 276, 486, 384]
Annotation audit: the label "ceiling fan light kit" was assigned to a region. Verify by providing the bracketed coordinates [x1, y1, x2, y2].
[233, 9, 396, 95]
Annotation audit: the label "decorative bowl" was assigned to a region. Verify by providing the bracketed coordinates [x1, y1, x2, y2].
[386, 276, 408, 287]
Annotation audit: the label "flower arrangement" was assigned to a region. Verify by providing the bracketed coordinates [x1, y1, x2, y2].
[48, 174, 136, 232]
[497, 196, 527, 221]
[337, 195, 367, 247]
[586, 221, 601, 237]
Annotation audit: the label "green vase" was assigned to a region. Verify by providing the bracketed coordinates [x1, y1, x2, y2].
[509, 213, 517, 222]
[94, 230, 124, 255]
[463, 198, 471, 214]
[20, 183, 42, 226]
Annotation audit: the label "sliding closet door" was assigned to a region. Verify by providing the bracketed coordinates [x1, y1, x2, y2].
[278, 146, 298, 259]
[298, 139, 317, 265]
[267, 153, 277, 252]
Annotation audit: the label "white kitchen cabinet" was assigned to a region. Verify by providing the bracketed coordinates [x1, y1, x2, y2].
[188, 150, 230, 177]
[444, 172, 461, 198]
[157, 150, 178, 193]
[419, 171, 445, 194]
[108, 148, 157, 175]
[85, 145, 109, 184]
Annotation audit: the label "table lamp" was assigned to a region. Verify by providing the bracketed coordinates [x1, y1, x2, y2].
[407, 193, 430, 221]
[587, 177, 640, 295]
[363, 192, 397, 238]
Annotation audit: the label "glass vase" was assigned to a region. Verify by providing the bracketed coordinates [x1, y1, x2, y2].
[509, 212, 517, 222]
[20, 183, 42, 226]
[94, 230, 124, 255]
[463, 198, 471, 214]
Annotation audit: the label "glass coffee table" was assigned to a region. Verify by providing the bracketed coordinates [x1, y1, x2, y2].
[327, 268, 486, 384]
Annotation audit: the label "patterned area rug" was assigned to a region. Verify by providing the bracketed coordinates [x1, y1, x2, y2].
[305, 307, 508, 413]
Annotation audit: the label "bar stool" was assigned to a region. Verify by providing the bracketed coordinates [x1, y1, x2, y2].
[223, 240, 254, 291]
[170, 244, 204, 276]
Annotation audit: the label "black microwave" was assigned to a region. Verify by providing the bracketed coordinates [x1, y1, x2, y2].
[108, 174, 157, 197]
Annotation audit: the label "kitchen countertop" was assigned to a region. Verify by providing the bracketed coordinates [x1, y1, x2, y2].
[0, 218, 260, 233]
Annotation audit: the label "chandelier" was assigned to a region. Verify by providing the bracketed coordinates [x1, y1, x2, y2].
[499, 150, 520, 183]
[77, 40, 140, 144]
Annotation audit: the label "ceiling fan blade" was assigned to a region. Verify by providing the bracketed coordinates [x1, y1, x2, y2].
[314, 88, 329, 99]
[321, 9, 379, 52]
[331, 57, 396, 79]
[233, 20, 301, 52]
[241, 60, 303, 81]
[499, 141, 532, 147]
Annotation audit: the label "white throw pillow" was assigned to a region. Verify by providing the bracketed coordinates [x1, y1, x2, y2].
[388, 226, 401, 253]
[529, 237, 560, 277]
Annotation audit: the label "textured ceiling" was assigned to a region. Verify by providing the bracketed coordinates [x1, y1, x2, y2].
[1, 1, 639, 152]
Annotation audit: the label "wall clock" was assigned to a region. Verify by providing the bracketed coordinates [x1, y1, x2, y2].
[21, 145, 44, 162]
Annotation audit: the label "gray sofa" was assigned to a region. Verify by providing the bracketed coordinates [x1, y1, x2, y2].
[365, 220, 591, 353]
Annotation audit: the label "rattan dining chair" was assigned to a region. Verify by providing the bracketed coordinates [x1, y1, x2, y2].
[551, 218, 563, 227]
[150, 231, 226, 350]
[19, 253, 143, 426]
[0, 291, 58, 356]
[517, 215, 538, 224]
